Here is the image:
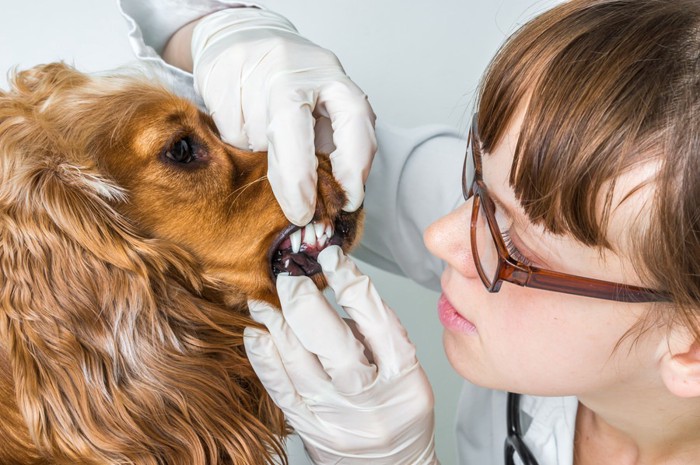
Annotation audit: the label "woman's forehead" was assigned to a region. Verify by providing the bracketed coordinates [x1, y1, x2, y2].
[597, 161, 659, 254]
[482, 108, 659, 256]
[480, 109, 528, 222]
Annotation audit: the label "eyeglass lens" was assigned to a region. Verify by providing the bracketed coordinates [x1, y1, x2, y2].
[472, 195, 500, 287]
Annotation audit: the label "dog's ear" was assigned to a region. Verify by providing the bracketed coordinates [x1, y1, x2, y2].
[0, 64, 286, 464]
[2, 62, 89, 107]
[0, 63, 189, 274]
[0, 63, 195, 456]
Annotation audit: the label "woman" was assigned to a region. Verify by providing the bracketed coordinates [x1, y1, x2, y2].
[122, 0, 700, 463]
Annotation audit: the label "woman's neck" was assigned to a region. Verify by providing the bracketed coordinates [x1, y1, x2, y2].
[574, 395, 700, 465]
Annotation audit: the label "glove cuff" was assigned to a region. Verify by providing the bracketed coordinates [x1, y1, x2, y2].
[404, 434, 440, 465]
[307, 434, 439, 465]
[191, 7, 301, 97]
[191, 7, 298, 63]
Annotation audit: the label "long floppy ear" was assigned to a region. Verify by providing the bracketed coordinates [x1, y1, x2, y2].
[0, 64, 286, 464]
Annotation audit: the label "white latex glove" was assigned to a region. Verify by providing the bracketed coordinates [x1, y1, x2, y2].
[244, 246, 439, 464]
[191, 8, 377, 226]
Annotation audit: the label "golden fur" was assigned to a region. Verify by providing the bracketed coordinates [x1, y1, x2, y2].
[0, 63, 362, 465]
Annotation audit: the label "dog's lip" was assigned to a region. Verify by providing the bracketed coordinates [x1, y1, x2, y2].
[268, 223, 302, 262]
[267, 223, 303, 281]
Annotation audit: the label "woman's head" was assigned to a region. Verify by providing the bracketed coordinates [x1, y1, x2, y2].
[425, 0, 700, 397]
[479, 0, 700, 334]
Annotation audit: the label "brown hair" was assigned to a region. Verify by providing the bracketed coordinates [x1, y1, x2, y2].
[476, 0, 700, 335]
[0, 64, 289, 464]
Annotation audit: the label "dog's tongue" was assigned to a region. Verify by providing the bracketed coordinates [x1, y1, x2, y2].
[275, 248, 322, 276]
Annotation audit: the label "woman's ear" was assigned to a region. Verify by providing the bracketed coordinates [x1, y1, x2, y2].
[659, 335, 700, 398]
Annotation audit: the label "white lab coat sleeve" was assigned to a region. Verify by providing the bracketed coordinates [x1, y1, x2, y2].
[117, 0, 262, 57]
[352, 121, 466, 292]
[117, 0, 263, 103]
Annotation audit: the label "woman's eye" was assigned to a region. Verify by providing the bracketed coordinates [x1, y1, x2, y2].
[501, 229, 533, 267]
[165, 137, 196, 163]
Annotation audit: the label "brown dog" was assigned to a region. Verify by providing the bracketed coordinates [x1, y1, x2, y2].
[0, 63, 362, 465]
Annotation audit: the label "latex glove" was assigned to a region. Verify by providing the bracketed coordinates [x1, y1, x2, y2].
[244, 246, 439, 464]
[191, 8, 377, 226]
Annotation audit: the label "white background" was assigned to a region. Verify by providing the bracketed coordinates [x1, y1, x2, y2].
[0, 1, 562, 463]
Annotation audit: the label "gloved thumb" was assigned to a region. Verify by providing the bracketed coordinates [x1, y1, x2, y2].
[317, 246, 418, 377]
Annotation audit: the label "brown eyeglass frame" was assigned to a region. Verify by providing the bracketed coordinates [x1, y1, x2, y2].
[463, 115, 671, 303]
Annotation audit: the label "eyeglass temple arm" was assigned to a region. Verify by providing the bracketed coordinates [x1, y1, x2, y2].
[523, 268, 671, 303]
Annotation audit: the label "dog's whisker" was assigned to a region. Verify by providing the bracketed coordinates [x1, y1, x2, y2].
[226, 175, 268, 215]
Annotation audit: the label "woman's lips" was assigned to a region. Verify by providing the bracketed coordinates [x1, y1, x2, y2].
[437, 293, 477, 334]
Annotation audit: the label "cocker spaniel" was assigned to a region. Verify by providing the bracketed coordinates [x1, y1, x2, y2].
[0, 63, 362, 465]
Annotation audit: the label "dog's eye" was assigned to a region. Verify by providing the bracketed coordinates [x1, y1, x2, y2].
[165, 136, 196, 164]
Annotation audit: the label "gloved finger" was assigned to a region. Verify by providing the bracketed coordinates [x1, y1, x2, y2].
[266, 82, 319, 226]
[243, 326, 320, 430]
[243, 326, 305, 411]
[247, 299, 332, 398]
[240, 77, 269, 152]
[195, 53, 250, 150]
[317, 246, 418, 377]
[319, 79, 377, 212]
[276, 274, 377, 395]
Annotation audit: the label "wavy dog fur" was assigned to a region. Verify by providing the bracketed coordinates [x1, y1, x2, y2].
[0, 63, 362, 465]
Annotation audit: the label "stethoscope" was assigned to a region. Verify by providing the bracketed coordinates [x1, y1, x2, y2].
[505, 393, 540, 465]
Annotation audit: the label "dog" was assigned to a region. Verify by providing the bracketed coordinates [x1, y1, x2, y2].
[0, 62, 363, 465]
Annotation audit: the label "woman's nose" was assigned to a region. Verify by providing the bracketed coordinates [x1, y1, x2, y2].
[423, 199, 479, 278]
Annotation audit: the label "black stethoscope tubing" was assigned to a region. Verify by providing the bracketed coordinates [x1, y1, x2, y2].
[505, 392, 540, 465]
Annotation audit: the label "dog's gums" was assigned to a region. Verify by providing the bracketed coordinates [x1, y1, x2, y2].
[268, 214, 357, 279]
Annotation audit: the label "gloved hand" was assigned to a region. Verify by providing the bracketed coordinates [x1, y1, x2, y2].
[191, 8, 377, 226]
[244, 246, 439, 464]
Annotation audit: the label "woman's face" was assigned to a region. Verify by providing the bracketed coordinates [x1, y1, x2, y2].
[424, 111, 669, 397]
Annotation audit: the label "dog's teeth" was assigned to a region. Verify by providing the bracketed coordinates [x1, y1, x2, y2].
[290, 229, 302, 253]
[318, 234, 328, 247]
[314, 222, 325, 240]
[326, 224, 334, 238]
[303, 223, 316, 246]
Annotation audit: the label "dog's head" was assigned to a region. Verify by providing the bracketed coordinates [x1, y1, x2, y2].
[0, 63, 363, 464]
[0, 62, 362, 305]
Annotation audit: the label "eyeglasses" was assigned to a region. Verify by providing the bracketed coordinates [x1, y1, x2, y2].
[463, 114, 671, 303]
